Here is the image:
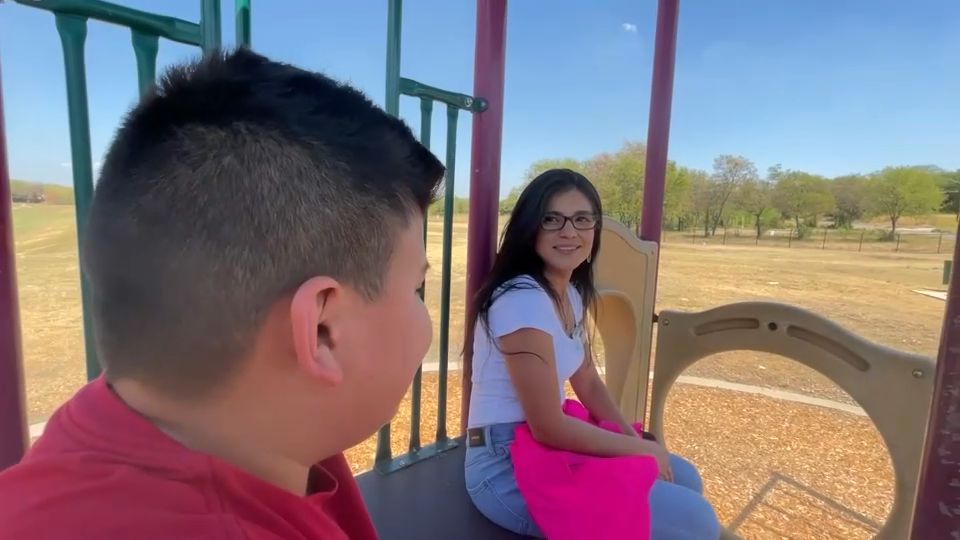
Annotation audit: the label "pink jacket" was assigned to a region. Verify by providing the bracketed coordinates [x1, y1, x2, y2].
[509, 400, 658, 540]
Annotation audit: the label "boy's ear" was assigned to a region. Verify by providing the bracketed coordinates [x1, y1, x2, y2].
[290, 276, 344, 386]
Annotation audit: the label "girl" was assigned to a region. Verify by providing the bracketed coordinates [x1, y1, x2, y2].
[463, 169, 720, 539]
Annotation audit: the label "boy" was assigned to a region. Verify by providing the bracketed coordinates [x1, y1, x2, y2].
[0, 49, 444, 539]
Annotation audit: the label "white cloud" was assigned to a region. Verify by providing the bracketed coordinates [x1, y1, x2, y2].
[59, 160, 103, 171]
[622, 22, 638, 33]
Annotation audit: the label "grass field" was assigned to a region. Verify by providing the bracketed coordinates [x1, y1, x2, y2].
[11, 204, 954, 538]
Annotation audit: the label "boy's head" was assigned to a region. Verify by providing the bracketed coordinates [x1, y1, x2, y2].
[83, 49, 443, 455]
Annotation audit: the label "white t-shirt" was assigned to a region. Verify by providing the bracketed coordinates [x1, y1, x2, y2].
[467, 275, 586, 428]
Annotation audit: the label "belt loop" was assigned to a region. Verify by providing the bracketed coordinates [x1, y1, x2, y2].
[484, 426, 496, 453]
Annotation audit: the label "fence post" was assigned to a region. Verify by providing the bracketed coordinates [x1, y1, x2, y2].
[896, 233, 902, 252]
[859, 230, 865, 252]
[938, 232, 943, 254]
[691, 228, 695, 245]
[722, 228, 727, 245]
[822, 228, 828, 250]
[788, 228, 793, 248]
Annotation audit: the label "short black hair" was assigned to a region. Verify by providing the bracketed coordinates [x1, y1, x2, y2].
[82, 49, 444, 395]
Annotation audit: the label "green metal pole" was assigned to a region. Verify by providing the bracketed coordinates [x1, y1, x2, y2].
[131, 30, 159, 96]
[437, 104, 458, 442]
[407, 98, 433, 454]
[200, 0, 222, 53]
[55, 14, 99, 380]
[235, 0, 251, 47]
[385, 0, 402, 116]
[375, 0, 403, 468]
[14, 0, 204, 48]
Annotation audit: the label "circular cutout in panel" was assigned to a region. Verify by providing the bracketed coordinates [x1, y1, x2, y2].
[663, 352, 893, 540]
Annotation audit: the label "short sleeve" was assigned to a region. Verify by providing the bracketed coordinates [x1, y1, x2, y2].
[487, 278, 559, 338]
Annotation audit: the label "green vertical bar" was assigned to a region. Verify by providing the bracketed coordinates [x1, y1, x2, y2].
[235, 0, 251, 47]
[436, 105, 458, 441]
[55, 14, 99, 380]
[418, 99, 433, 164]
[131, 30, 159, 97]
[408, 98, 432, 454]
[384, 0, 402, 116]
[200, 0, 222, 53]
[376, 0, 403, 466]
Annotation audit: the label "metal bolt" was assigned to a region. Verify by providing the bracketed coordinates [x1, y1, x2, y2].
[661, 318, 670, 326]
[913, 369, 924, 379]
[464, 98, 473, 107]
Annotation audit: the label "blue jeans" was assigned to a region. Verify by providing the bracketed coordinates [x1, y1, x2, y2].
[464, 423, 721, 539]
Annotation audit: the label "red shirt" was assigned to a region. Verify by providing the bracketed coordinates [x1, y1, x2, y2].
[0, 377, 378, 540]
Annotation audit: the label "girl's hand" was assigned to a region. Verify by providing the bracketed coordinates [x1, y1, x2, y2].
[651, 443, 674, 483]
[634, 439, 673, 482]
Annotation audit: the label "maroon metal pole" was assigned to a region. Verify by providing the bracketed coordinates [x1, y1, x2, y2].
[461, 0, 507, 433]
[0, 57, 28, 471]
[910, 216, 960, 538]
[638, 0, 679, 246]
[635, 0, 679, 422]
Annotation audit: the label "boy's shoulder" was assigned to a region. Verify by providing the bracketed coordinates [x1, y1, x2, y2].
[0, 439, 373, 540]
[0, 381, 376, 540]
[0, 453, 235, 540]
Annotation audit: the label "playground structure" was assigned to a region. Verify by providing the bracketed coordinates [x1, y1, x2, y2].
[1, 1, 959, 539]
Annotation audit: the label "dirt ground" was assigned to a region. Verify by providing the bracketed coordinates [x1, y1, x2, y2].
[12, 206, 951, 538]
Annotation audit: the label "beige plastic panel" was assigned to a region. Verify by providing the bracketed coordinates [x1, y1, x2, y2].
[650, 302, 935, 540]
[591, 217, 659, 424]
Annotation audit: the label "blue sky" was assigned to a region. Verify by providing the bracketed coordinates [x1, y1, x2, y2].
[1, 0, 958, 197]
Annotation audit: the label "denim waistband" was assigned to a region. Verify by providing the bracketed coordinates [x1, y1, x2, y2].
[473, 421, 524, 446]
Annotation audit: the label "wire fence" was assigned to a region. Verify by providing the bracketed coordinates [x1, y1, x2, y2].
[664, 227, 958, 255]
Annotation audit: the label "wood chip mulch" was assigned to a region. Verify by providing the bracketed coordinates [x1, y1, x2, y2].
[348, 373, 893, 540]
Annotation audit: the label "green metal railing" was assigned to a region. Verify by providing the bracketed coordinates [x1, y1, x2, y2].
[374, 0, 487, 474]
[13, 0, 250, 380]
[15, 0, 473, 473]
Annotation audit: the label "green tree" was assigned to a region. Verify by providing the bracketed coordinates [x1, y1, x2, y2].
[600, 145, 646, 228]
[686, 169, 714, 237]
[867, 166, 945, 234]
[939, 170, 960, 221]
[430, 196, 469, 216]
[830, 175, 869, 229]
[773, 171, 835, 237]
[500, 157, 584, 214]
[499, 184, 524, 214]
[663, 162, 692, 230]
[735, 178, 774, 239]
[709, 155, 758, 235]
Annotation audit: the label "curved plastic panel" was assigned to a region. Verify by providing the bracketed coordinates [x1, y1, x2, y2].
[651, 302, 935, 540]
[592, 217, 659, 423]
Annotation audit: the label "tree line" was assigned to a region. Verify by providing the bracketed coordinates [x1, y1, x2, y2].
[484, 142, 959, 239]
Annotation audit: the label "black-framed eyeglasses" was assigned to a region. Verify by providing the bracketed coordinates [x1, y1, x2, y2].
[540, 212, 599, 231]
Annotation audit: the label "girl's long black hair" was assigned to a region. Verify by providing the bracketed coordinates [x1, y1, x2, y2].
[463, 168, 603, 367]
